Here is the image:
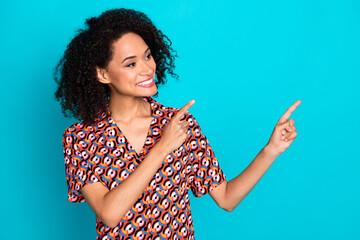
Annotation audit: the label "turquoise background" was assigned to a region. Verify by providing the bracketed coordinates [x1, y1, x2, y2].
[1, 0, 359, 239]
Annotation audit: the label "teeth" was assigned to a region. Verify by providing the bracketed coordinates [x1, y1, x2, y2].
[137, 78, 153, 86]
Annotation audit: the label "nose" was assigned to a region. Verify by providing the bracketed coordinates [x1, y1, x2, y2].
[139, 60, 154, 76]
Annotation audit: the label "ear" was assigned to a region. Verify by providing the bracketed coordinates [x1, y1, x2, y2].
[96, 66, 111, 84]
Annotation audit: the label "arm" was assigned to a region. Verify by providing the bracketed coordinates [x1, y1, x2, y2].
[80, 100, 195, 228]
[210, 145, 278, 212]
[81, 144, 169, 228]
[210, 100, 301, 212]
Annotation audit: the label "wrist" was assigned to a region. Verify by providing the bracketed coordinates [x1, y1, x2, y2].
[263, 144, 281, 160]
[152, 141, 170, 158]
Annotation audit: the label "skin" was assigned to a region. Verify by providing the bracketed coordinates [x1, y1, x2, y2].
[208, 100, 301, 211]
[81, 32, 302, 228]
[96, 32, 158, 154]
[83, 32, 195, 228]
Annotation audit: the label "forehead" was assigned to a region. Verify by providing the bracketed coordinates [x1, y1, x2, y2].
[111, 32, 148, 59]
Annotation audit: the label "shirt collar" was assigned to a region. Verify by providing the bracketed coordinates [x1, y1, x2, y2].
[87, 96, 172, 153]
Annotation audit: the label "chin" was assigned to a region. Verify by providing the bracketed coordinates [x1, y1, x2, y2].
[141, 86, 158, 97]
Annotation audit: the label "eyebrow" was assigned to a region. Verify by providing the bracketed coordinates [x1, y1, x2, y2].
[121, 47, 150, 64]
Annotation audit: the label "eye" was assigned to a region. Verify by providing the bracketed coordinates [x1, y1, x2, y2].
[126, 62, 135, 67]
[145, 53, 152, 60]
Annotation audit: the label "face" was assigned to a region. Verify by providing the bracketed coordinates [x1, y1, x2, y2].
[97, 32, 157, 98]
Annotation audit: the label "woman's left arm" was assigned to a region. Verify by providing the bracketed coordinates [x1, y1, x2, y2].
[210, 100, 301, 212]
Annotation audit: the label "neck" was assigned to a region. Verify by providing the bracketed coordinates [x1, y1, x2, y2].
[108, 95, 151, 122]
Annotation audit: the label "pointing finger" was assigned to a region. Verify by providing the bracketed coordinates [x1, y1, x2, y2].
[174, 100, 195, 121]
[278, 100, 301, 124]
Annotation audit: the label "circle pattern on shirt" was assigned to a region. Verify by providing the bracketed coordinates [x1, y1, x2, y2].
[63, 97, 226, 239]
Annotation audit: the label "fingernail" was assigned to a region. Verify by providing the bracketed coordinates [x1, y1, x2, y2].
[285, 139, 288, 142]
[281, 136, 285, 140]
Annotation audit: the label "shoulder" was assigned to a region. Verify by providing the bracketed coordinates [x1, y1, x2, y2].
[63, 121, 95, 141]
[62, 122, 89, 151]
[62, 110, 111, 149]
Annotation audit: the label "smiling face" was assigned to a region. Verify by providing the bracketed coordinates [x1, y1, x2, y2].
[96, 32, 157, 98]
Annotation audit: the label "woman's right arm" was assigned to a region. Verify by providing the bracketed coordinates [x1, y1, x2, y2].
[80, 100, 195, 228]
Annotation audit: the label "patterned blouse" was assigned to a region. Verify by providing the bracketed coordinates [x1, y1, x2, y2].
[62, 96, 226, 240]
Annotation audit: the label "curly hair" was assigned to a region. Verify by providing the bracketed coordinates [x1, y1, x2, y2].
[54, 8, 178, 124]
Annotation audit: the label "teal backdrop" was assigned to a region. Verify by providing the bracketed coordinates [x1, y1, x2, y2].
[1, 0, 359, 239]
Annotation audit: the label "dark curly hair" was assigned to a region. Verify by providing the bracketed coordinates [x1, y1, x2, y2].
[54, 8, 178, 124]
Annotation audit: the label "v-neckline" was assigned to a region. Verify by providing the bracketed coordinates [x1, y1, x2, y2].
[107, 97, 154, 157]
[117, 117, 154, 157]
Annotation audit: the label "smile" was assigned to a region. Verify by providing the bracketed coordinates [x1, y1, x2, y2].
[136, 77, 155, 87]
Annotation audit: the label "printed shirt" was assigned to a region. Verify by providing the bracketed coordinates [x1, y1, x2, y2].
[62, 96, 226, 240]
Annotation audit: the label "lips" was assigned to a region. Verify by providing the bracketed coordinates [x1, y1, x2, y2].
[136, 77, 155, 87]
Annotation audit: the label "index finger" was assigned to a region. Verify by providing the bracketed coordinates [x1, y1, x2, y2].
[174, 100, 195, 121]
[277, 100, 302, 124]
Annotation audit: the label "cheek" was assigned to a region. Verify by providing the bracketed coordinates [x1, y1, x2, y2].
[108, 70, 134, 92]
[150, 58, 156, 70]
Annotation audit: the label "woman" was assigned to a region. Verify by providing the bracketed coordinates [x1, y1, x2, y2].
[54, 8, 301, 240]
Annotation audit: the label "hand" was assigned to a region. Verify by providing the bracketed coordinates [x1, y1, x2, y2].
[157, 100, 195, 154]
[266, 100, 301, 157]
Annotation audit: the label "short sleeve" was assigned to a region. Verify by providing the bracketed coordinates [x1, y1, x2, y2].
[62, 127, 101, 203]
[187, 115, 226, 198]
